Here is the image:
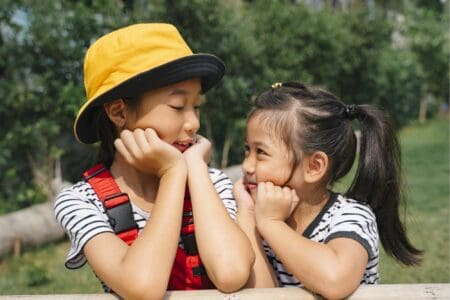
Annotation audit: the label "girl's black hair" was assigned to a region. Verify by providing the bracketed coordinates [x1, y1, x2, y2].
[250, 81, 423, 266]
[94, 96, 141, 168]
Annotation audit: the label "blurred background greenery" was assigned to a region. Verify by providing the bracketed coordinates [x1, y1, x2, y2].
[0, 0, 448, 294]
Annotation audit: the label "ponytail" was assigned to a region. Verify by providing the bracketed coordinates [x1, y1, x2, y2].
[346, 105, 423, 265]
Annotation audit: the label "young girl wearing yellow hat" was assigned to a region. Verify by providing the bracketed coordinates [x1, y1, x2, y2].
[54, 23, 254, 299]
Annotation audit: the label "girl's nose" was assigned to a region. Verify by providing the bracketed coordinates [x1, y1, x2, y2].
[184, 110, 200, 134]
[242, 155, 255, 175]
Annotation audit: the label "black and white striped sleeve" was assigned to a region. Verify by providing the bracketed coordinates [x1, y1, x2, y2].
[54, 184, 113, 269]
[325, 201, 378, 260]
[209, 168, 237, 220]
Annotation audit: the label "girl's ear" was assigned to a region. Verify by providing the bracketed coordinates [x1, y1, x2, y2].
[104, 99, 127, 128]
[303, 151, 329, 184]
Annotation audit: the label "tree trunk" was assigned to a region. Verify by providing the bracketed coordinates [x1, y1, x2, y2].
[419, 98, 427, 123]
[0, 200, 65, 258]
[0, 159, 68, 259]
[221, 129, 232, 169]
[203, 110, 219, 167]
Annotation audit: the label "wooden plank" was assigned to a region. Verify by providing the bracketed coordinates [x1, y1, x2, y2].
[0, 284, 449, 300]
[349, 284, 450, 300]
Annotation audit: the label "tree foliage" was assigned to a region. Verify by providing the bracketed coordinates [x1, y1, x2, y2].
[0, 0, 132, 212]
[0, 0, 447, 213]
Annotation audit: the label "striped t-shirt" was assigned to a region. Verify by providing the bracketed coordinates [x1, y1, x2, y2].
[54, 168, 237, 271]
[263, 192, 379, 287]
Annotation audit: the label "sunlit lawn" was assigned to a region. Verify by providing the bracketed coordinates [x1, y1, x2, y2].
[0, 118, 448, 294]
[0, 241, 101, 294]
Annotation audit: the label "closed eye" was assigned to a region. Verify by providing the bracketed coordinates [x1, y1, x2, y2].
[169, 105, 184, 111]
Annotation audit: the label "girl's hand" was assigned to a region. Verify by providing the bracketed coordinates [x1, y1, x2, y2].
[114, 128, 185, 177]
[183, 134, 211, 166]
[233, 177, 255, 214]
[254, 182, 299, 226]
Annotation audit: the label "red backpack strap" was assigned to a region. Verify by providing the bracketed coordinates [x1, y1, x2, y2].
[180, 193, 197, 254]
[180, 197, 209, 281]
[167, 188, 213, 290]
[83, 164, 138, 245]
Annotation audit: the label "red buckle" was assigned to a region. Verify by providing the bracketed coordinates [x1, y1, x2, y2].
[103, 193, 129, 208]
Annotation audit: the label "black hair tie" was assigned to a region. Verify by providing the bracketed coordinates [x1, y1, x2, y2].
[345, 104, 358, 120]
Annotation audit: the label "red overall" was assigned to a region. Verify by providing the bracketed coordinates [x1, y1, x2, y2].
[83, 164, 213, 290]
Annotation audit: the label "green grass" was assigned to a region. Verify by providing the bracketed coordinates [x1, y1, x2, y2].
[0, 241, 102, 294]
[0, 118, 448, 294]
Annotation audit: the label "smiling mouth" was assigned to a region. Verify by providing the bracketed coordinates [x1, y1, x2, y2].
[244, 181, 257, 192]
[173, 142, 193, 153]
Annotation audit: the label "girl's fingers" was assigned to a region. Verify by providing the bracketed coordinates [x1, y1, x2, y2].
[289, 189, 300, 215]
[114, 138, 134, 164]
[234, 178, 250, 200]
[254, 182, 300, 221]
[233, 178, 255, 210]
[119, 129, 142, 158]
[265, 182, 274, 189]
[133, 128, 150, 152]
[282, 187, 291, 200]
[194, 134, 210, 148]
[291, 189, 299, 203]
[234, 177, 245, 192]
[144, 128, 159, 144]
[261, 182, 275, 196]
[194, 134, 203, 144]
[257, 182, 266, 200]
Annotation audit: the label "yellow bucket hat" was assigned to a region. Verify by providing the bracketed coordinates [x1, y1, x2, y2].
[74, 23, 225, 144]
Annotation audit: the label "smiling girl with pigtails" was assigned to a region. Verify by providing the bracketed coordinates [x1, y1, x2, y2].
[234, 81, 422, 299]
